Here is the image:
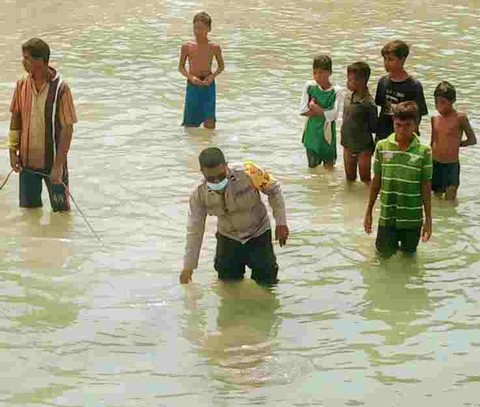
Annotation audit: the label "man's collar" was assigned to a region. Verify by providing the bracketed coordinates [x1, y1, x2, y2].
[387, 133, 420, 150]
[29, 67, 58, 82]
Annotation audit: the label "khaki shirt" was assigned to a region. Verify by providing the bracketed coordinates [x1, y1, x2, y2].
[184, 162, 287, 270]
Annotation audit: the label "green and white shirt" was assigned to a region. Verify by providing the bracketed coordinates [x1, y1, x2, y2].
[374, 133, 432, 228]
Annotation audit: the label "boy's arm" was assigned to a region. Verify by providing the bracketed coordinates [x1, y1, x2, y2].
[421, 147, 433, 242]
[203, 45, 225, 86]
[323, 87, 344, 122]
[364, 145, 382, 233]
[211, 45, 225, 79]
[421, 180, 432, 242]
[178, 44, 190, 80]
[430, 116, 436, 147]
[415, 81, 429, 127]
[460, 114, 477, 147]
[299, 82, 313, 117]
[364, 174, 381, 234]
[367, 102, 378, 135]
[375, 77, 386, 107]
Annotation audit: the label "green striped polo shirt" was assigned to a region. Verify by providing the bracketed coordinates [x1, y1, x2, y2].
[374, 133, 432, 228]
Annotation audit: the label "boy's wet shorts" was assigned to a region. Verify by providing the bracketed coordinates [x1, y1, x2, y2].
[432, 161, 460, 193]
[375, 226, 422, 257]
[182, 80, 216, 127]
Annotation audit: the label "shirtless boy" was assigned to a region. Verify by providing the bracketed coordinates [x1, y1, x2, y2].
[431, 81, 477, 200]
[178, 12, 225, 129]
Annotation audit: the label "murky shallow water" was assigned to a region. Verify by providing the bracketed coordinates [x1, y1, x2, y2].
[1, 0, 480, 405]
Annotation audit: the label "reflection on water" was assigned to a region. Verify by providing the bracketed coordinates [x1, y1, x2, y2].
[360, 256, 431, 361]
[184, 281, 280, 389]
[0, 0, 480, 405]
[0, 210, 81, 406]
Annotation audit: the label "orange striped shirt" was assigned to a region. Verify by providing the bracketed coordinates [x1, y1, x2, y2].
[9, 68, 77, 169]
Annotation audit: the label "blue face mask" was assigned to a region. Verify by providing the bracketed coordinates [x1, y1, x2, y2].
[207, 177, 229, 191]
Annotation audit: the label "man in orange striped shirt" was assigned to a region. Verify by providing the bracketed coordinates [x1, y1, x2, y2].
[8, 38, 77, 211]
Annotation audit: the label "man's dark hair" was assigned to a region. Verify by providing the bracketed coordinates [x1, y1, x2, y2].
[393, 101, 418, 121]
[193, 12, 212, 30]
[199, 147, 226, 168]
[313, 54, 332, 73]
[22, 38, 50, 64]
[434, 81, 456, 103]
[347, 61, 371, 83]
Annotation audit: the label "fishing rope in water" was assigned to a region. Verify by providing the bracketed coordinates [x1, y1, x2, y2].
[0, 168, 14, 190]
[0, 167, 104, 246]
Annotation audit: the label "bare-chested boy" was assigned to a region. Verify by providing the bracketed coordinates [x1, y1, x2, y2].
[178, 12, 224, 129]
[431, 81, 477, 200]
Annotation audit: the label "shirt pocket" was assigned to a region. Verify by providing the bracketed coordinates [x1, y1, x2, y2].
[231, 185, 260, 212]
[205, 193, 227, 216]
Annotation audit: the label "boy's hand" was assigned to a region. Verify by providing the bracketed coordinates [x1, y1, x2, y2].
[309, 99, 324, 116]
[422, 220, 432, 242]
[9, 151, 22, 172]
[202, 75, 214, 86]
[275, 225, 289, 247]
[364, 212, 373, 234]
[180, 269, 193, 284]
[190, 76, 204, 86]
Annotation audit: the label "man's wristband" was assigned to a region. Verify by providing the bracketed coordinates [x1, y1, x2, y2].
[7, 130, 20, 150]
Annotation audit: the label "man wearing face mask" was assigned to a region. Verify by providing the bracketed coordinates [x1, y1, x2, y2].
[180, 147, 289, 286]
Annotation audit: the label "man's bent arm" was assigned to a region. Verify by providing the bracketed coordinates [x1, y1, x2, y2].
[183, 189, 207, 270]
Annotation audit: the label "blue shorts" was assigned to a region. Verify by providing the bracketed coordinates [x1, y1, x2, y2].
[182, 81, 216, 127]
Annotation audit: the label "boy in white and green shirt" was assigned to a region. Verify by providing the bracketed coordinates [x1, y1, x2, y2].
[364, 101, 432, 257]
[299, 54, 343, 169]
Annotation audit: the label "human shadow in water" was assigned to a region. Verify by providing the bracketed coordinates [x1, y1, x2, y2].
[14, 207, 74, 240]
[1, 209, 79, 332]
[357, 255, 432, 368]
[183, 280, 281, 389]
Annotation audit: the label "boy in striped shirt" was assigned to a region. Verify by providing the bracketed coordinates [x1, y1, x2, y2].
[364, 101, 432, 257]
